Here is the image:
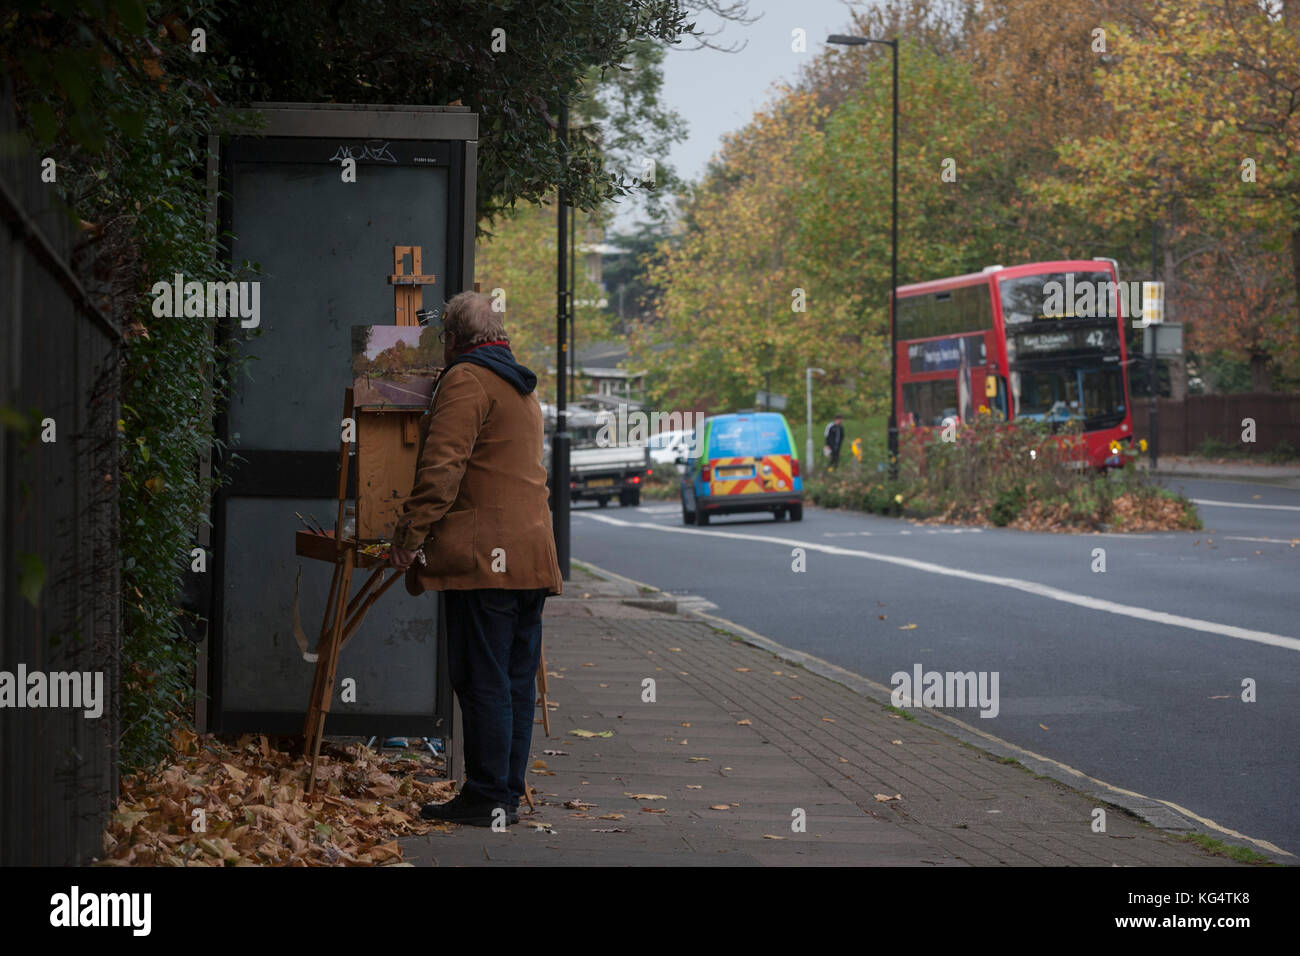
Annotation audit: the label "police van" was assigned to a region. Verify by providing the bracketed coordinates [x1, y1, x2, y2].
[679, 412, 803, 525]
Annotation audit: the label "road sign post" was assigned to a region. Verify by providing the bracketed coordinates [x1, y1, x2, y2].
[805, 368, 824, 475]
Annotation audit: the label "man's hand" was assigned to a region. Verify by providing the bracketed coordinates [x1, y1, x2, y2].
[389, 545, 419, 570]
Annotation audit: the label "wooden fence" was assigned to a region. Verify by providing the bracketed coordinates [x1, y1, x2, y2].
[0, 81, 122, 865]
[1131, 394, 1300, 457]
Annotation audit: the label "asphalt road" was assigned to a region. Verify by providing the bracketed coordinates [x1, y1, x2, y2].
[569, 476, 1300, 856]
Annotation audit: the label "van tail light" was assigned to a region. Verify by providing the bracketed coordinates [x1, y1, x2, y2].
[792, 457, 800, 478]
[701, 466, 711, 482]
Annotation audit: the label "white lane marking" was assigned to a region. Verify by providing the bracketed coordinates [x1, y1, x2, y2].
[824, 528, 983, 538]
[1193, 498, 1300, 512]
[579, 513, 1300, 653]
[1225, 535, 1300, 545]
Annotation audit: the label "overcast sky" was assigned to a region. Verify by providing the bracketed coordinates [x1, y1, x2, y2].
[609, 0, 876, 233]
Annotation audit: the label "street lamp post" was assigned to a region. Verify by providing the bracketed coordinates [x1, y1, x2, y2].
[553, 98, 571, 579]
[806, 367, 825, 474]
[827, 33, 898, 479]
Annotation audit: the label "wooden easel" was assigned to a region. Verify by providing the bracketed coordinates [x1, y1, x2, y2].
[298, 387, 408, 793]
[298, 247, 553, 798]
[299, 246, 438, 795]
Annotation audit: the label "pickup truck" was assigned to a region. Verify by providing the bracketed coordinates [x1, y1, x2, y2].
[541, 402, 651, 507]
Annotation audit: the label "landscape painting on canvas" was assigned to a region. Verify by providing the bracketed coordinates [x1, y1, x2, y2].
[350, 325, 442, 409]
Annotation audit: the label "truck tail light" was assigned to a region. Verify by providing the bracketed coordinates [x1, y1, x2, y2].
[628, 475, 641, 484]
[646, 468, 652, 476]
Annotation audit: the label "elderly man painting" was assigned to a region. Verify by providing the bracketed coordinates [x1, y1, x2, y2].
[389, 291, 562, 827]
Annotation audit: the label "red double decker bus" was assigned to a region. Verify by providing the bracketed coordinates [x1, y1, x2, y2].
[894, 260, 1135, 468]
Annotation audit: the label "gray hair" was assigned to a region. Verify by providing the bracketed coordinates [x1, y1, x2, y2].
[443, 291, 508, 348]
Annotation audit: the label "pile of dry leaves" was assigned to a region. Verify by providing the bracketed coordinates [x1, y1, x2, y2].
[100, 731, 455, 866]
[1005, 492, 1198, 533]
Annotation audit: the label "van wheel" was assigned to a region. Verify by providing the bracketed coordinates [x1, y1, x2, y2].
[789, 504, 803, 521]
[774, 507, 786, 521]
[682, 502, 696, 525]
[697, 508, 710, 526]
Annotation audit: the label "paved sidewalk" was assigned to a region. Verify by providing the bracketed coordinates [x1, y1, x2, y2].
[399, 566, 1245, 866]
[1140, 456, 1300, 488]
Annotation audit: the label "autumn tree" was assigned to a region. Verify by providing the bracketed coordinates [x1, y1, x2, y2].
[1180, 233, 1299, 391]
[634, 87, 830, 414]
[473, 201, 613, 398]
[1030, 1, 1300, 391]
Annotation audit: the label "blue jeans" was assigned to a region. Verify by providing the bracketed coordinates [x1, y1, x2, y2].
[444, 588, 548, 805]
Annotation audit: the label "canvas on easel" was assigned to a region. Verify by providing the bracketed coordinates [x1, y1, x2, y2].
[351, 325, 442, 540]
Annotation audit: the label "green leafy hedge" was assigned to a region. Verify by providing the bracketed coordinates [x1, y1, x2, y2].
[3, 1, 258, 768]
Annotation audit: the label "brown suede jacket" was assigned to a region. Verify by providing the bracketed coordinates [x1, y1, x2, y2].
[393, 361, 562, 595]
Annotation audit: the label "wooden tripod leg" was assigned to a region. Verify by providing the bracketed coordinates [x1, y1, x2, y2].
[338, 569, 405, 651]
[536, 640, 550, 737]
[306, 549, 355, 794]
[302, 559, 345, 758]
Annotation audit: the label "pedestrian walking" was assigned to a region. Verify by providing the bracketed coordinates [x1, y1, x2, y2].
[389, 291, 562, 827]
[823, 415, 845, 470]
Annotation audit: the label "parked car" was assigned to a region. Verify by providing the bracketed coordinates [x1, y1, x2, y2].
[679, 412, 802, 525]
[647, 429, 694, 466]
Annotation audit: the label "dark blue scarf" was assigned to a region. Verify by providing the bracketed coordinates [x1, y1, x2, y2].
[448, 341, 537, 395]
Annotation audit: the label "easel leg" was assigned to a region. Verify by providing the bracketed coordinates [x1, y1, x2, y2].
[303, 560, 345, 754]
[306, 549, 355, 794]
[536, 641, 550, 738]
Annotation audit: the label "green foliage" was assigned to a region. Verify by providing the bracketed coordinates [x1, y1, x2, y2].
[989, 485, 1025, 527]
[473, 201, 613, 394]
[1197, 435, 1300, 463]
[3, 1, 259, 769]
[214, 0, 695, 227]
[16, 552, 46, 607]
[806, 474, 905, 517]
[1267, 440, 1298, 464]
